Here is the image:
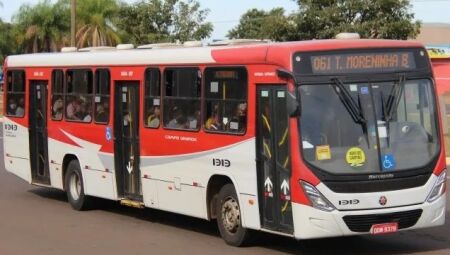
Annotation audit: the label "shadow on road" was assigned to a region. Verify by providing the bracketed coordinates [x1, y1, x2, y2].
[28, 187, 450, 255]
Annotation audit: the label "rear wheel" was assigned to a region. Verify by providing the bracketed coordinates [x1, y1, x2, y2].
[65, 160, 91, 210]
[216, 184, 252, 246]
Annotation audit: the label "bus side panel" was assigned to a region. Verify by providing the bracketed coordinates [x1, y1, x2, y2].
[47, 124, 117, 200]
[3, 117, 32, 183]
[140, 138, 261, 228]
[47, 138, 64, 189]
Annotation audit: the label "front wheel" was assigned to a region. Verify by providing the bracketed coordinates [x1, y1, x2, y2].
[65, 160, 91, 211]
[216, 184, 252, 246]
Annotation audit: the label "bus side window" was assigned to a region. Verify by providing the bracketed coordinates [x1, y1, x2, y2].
[204, 67, 248, 134]
[5, 70, 26, 118]
[144, 68, 161, 128]
[65, 69, 93, 123]
[163, 68, 201, 131]
[51, 70, 64, 120]
[94, 69, 110, 124]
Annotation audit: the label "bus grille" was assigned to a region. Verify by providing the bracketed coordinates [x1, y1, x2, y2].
[343, 209, 423, 233]
[324, 174, 431, 193]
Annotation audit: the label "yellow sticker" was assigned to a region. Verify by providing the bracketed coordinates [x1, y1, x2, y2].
[346, 147, 366, 167]
[316, 145, 331, 161]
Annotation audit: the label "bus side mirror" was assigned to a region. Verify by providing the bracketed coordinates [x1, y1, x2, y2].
[276, 68, 301, 117]
[287, 91, 301, 117]
[277, 68, 298, 83]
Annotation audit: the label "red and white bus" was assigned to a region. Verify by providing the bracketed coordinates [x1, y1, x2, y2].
[2, 38, 447, 246]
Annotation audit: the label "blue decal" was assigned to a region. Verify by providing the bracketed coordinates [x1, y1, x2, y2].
[106, 127, 112, 141]
[381, 154, 396, 171]
[360, 87, 369, 95]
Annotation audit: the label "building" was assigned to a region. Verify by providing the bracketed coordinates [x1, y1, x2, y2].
[415, 23, 450, 44]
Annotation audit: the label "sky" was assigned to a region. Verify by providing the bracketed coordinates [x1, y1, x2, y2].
[1, 0, 450, 39]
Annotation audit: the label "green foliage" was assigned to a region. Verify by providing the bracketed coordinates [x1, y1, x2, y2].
[0, 20, 16, 63]
[118, 0, 177, 44]
[72, 0, 121, 47]
[294, 0, 421, 40]
[227, 8, 296, 41]
[229, 0, 420, 41]
[12, 0, 69, 53]
[118, 0, 213, 44]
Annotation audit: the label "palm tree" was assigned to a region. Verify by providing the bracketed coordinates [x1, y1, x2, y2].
[75, 0, 121, 48]
[13, 0, 69, 53]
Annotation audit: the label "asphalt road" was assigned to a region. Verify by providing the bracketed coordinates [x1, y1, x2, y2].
[0, 128, 449, 255]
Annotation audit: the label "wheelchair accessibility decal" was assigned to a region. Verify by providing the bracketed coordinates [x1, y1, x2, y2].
[381, 154, 396, 171]
[106, 127, 112, 141]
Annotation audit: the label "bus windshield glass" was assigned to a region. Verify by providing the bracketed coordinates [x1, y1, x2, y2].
[299, 79, 439, 175]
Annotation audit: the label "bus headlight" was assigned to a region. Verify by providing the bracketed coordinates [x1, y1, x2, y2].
[427, 170, 447, 203]
[300, 181, 336, 212]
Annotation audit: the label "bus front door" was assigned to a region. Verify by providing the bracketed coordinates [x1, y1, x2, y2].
[29, 80, 50, 185]
[114, 82, 142, 201]
[256, 85, 293, 233]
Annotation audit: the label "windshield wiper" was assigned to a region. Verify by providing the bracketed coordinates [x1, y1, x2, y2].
[331, 78, 366, 124]
[383, 74, 406, 122]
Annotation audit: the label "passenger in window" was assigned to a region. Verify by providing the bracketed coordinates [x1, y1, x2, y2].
[52, 97, 64, 120]
[186, 109, 201, 129]
[66, 98, 81, 120]
[147, 106, 160, 128]
[95, 103, 108, 123]
[206, 103, 223, 131]
[228, 103, 247, 132]
[15, 97, 25, 116]
[123, 111, 131, 127]
[81, 102, 92, 122]
[7, 98, 17, 116]
[167, 106, 183, 129]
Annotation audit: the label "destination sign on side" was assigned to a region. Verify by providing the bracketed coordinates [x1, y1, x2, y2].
[310, 52, 416, 74]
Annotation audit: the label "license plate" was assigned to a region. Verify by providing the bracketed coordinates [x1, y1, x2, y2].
[370, 222, 398, 235]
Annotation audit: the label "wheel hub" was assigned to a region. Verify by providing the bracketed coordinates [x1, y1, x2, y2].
[69, 173, 81, 201]
[221, 197, 240, 234]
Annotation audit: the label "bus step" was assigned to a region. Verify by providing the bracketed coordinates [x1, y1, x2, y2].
[120, 199, 145, 209]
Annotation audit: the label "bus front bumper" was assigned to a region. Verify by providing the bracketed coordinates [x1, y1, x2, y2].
[291, 194, 446, 240]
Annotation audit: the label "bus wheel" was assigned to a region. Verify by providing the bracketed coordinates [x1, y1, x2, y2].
[65, 160, 90, 211]
[216, 184, 251, 246]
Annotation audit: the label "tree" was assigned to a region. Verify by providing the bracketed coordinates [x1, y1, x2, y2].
[294, 0, 421, 40]
[118, 0, 212, 45]
[171, 0, 213, 42]
[227, 8, 296, 41]
[74, 0, 121, 47]
[0, 21, 16, 63]
[13, 0, 69, 53]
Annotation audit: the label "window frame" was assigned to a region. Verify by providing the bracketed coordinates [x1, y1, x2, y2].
[203, 66, 248, 136]
[64, 69, 94, 123]
[51, 69, 65, 121]
[5, 70, 26, 118]
[94, 68, 111, 125]
[162, 67, 202, 132]
[144, 67, 161, 129]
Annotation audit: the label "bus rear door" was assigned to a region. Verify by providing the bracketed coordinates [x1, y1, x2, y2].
[29, 80, 51, 185]
[256, 85, 293, 233]
[114, 81, 142, 201]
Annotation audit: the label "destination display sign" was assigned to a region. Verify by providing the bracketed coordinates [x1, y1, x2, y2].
[310, 52, 416, 74]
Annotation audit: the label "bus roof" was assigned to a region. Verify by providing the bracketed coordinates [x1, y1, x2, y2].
[5, 39, 426, 69]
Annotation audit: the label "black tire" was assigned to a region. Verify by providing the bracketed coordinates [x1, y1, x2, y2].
[65, 160, 91, 211]
[216, 183, 252, 246]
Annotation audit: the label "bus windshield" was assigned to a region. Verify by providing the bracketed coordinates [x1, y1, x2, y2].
[299, 79, 440, 175]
